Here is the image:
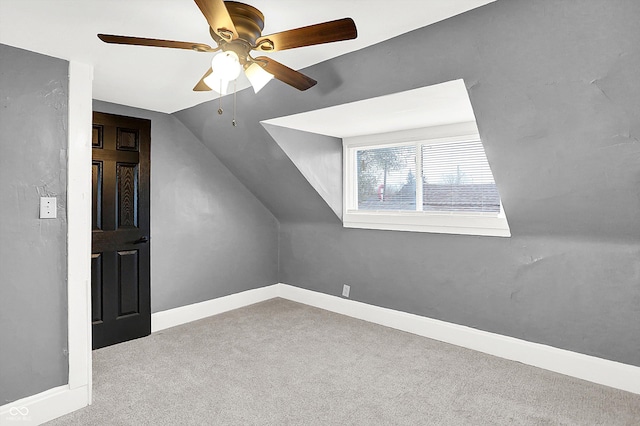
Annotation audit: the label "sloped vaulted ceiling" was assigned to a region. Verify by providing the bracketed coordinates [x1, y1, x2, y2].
[175, 0, 640, 241]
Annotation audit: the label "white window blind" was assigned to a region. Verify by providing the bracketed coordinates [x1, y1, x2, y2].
[422, 139, 499, 213]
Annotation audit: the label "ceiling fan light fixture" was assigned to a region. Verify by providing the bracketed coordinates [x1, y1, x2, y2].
[245, 62, 274, 93]
[211, 50, 242, 81]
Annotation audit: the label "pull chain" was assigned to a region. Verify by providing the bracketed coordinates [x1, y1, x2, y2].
[214, 80, 237, 127]
[232, 80, 237, 127]
[217, 80, 223, 115]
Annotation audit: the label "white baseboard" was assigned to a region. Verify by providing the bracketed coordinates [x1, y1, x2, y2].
[275, 283, 640, 395]
[148, 282, 640, 395]
[151, 284, 279, 332]
[0, 385, 89, 425]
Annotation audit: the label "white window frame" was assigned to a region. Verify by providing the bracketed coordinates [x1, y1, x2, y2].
[343, 122, 511, 237]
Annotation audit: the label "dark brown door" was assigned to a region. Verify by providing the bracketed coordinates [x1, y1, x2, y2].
[91, 112, 151, 349]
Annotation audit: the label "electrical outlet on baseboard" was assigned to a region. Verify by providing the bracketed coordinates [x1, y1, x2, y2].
[342, 284, 350, 298]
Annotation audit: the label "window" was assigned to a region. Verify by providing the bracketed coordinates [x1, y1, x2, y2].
[343, 122, 510, 237]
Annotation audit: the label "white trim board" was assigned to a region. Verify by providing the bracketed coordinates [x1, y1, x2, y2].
[152, 283, 640, 395]
[276, 284, 640, 395]
[67, 61, 94, 400]
[151, 285, 280, 332]
[0, 385, 89, 426]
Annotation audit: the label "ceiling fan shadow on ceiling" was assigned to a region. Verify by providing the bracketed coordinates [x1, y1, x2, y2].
[97, 0, 358, 98]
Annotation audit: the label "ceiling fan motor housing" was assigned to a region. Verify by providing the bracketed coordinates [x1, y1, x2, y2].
[223, 1, 265, 44]
[214, 2, 266, 65]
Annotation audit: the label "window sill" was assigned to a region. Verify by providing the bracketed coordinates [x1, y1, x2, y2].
[343, 211, 511, 237]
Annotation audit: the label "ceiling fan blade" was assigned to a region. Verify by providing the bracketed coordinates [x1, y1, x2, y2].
[98, 34, 216, 52]
[254, 18, 357, 52]
[255, 57, 317, 91]
[193, 68, 214, 91]
[194, 0, 238, 41]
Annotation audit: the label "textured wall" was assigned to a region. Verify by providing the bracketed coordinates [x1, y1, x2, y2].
[176, 0, 640, 366]
[93, 101, 279, 312]
[0, 45, 69, 404]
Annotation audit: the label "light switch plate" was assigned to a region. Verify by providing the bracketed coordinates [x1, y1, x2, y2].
[40, 197, 57, 219]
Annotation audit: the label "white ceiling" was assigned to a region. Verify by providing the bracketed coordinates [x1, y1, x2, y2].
[0, 0, 494, 113]
[263, 79, 477, 138]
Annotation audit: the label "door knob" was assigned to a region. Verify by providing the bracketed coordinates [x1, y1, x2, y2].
[133, 236, 149, 244]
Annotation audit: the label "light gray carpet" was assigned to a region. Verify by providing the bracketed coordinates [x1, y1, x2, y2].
[47, 298, 640, 425]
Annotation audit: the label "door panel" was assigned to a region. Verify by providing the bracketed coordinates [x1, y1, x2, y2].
[92, 111, 150, 349]
[91, 253, 103, 323]
[117, 250, 139, 317]
[116, 163, 139, 228]
[92, 161, 103, 230]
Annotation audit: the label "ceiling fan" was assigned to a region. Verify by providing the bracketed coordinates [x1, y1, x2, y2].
[98, 0, 358, 94]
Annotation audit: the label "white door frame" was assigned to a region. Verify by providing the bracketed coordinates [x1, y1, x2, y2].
[67, 61, 93, 401]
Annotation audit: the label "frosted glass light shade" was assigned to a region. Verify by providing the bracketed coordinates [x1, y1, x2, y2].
[211, 51, 241, 81]
[245, 62, 274, 93]
[203, 74, 230, 95]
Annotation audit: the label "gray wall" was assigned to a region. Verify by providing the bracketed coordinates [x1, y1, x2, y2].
[279, 224, 640, 366]
[93, 101, 279, 312]
[176, 0, 640, 367]
[0, 45, 69, 404]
